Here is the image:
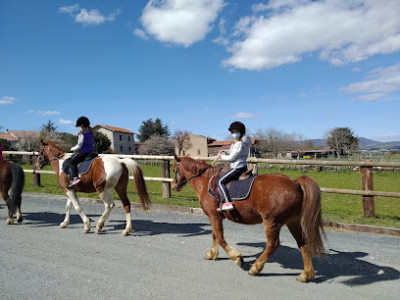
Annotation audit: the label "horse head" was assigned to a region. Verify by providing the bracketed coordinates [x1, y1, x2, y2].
[34, 140, 65, 172]
[172, 154, 186, 191]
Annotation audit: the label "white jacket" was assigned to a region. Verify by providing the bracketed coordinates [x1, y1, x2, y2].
[220, 135, 251, 169]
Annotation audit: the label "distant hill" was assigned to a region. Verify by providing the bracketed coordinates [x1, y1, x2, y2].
[309, 138, 400, 151]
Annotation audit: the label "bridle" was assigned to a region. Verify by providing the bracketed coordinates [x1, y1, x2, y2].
[34, 144, 64, 171]
[173, 160, 213, 190]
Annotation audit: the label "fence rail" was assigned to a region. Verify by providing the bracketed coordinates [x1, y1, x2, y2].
[4, 151, 400, 218]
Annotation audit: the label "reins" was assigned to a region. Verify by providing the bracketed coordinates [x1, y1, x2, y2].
[174, 158, 218, 190]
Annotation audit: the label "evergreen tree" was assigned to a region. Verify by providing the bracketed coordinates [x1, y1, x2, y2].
[137, 118, 169, 142]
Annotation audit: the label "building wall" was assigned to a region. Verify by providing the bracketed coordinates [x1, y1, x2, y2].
[95, 128, 135, 154]
[176, 134, 209, 157]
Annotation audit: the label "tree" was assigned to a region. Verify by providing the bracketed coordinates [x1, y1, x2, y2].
[94, 131, 111, 153]
[137, 118, 170, 142]
[172, 130, 192, 155]
[40, 120, 59, 140]
[139, 134, 174, 155]
[327, 127, 359, 158]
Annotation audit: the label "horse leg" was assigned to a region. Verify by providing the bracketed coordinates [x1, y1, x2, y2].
[66, 190, 91, 233]
[60, 198, 72, 228]
[204, 229, 219, 261]
[207, 216, 243, 267]
[249, 219, 281, 276]
[115, 184, 132, 236]
[16, 196, 23, 223]
[1, 190, 14, 224]
[287, 220, 316, 282]
[96, 189, 115, 234]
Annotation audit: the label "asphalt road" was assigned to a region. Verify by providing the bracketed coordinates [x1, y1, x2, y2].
[0, 194, 399, 300]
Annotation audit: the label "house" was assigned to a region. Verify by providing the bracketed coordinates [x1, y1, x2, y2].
[175, 134, 215, 157]
[279, 148, 337, 159]
[175, 134, 261, 157]
[208, 138, 262, 157]
[0, 129, 39, 150]
[93, 124, 135, 154]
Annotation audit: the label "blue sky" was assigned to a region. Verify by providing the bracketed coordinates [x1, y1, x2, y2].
[1, 0, 400, 142]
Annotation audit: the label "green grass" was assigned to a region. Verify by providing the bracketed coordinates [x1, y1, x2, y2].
[21, 163, 400, 228]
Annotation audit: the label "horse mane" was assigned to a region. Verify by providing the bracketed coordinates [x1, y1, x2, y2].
[180, 156, 218, 178]
[45, 140, 66, 157]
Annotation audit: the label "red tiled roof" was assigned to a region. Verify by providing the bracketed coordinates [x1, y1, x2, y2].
[0, 130, 38, 141]
[93, 124, 135, 134]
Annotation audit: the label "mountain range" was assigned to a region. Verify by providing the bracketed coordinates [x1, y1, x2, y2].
[311, 138, 400, 151]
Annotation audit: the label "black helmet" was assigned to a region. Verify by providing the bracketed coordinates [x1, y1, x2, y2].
[75, 116, 90, 127]
[228, 121, 246, 135]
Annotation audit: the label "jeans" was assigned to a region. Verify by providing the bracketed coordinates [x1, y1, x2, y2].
[66, 152, 91, 178]
[217, 166, 247, 203]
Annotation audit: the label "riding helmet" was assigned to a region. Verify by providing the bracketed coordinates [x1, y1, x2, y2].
[75, 116, 90, 127]
[228, 121, 246, 135]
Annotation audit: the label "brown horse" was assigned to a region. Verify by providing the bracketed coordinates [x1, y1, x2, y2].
[0, 160, 25, 224]
[34, 140, 151, 235]
[172, 155, 325, 282]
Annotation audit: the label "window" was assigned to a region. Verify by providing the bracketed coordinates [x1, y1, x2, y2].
[119, 135, 122, 140]
[128, 136, 130, 141]
[120, 146, 123, 152]
[197, 149, 201, 155]
[129, 146, 131, 152]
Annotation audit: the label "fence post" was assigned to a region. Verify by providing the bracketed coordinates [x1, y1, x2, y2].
[360, 166, 375, 217]
[162, 159, 171, 198]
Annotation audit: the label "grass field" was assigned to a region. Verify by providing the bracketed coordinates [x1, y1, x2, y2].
[21, 163, 400, 229]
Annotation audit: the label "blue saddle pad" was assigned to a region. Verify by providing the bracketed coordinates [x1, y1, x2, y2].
[208, 175, 257, 201]
[63, 157, 98, 176]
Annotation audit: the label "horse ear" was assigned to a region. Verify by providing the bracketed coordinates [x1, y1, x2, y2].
[174, 153, 180, 162]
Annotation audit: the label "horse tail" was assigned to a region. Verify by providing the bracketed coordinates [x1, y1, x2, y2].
[8, 163, 25, 215]
[120, 158, 151, 210]
[295, 175, 325, 257]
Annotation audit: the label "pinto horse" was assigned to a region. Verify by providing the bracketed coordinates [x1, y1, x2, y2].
[172, 155, 325, 282]
[0, 160, 25, 224]
[34, 140, 151, 235]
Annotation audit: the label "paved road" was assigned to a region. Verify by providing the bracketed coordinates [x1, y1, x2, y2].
[0, 194, 399, 300]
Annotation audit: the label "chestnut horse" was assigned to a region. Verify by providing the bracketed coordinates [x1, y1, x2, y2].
[34, 140, 151, 235]
[0, 160, 25, 224]
[172, 155, 325, 282]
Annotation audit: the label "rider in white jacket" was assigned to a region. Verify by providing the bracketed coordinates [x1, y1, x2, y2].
[217, 121, 251, 212]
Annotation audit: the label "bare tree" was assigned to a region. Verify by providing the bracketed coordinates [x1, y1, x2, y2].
[172, 130, 192, 155]
[140, 134, 174, 156]
[327, 127, 359, 158]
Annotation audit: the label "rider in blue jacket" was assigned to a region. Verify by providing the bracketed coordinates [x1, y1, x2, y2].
[217, 121, 251, 212]
[67, 116, 95, 187]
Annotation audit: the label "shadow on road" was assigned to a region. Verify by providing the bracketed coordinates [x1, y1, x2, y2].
[237, 241, 400, 286]
[21, 211, 212, 237]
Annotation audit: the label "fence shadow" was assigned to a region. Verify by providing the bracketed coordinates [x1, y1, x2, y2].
[237, 241, 400, 286]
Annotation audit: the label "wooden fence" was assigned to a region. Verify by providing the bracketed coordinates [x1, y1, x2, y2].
[4, 151, 400, 218]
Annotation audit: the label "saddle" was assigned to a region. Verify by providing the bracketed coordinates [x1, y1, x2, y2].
[208, 165, 257, 201]
[62, 153, 99, 176]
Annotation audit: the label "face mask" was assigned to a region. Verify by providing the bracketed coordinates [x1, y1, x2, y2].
[232, 132, 241, 139]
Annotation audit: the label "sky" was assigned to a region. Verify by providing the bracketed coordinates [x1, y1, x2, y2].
[1, 0, 400, 142]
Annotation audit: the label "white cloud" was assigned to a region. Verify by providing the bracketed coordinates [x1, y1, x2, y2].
[37, 111, 60, 116]
[0, 96, 16, 105]
[231, 112, 257, 119]
[59, 118, 73, 125]
[134, 28, 149, 40]
[59, 4, 121, 25]
[339, 63, 400, 101]
[140, 0, 224, 47]
[223, 0, 400, 70]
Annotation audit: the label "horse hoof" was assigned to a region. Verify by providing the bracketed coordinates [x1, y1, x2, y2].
[17, 217, 23, 223]
[6, 218, 14, 225]
[121, 230, 130, 236]
[248, 267, 259, 276]
[235, 256, 244, 268]
[83, 228, 90, 234]
[296, 275, 308, 283]
[204, 251, 218, 261]
[59, 222, 69, 228]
